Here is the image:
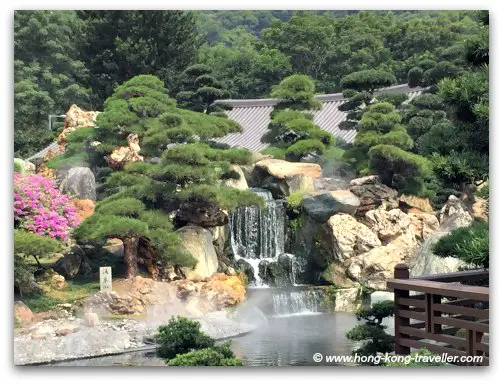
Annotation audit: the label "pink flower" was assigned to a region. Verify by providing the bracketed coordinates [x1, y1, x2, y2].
[14, 172, 80, 242]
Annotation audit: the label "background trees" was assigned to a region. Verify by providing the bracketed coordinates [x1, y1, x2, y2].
[14, 10, 485, 158]
[77, 10, 201, 108]
[14, 11, 91, 158]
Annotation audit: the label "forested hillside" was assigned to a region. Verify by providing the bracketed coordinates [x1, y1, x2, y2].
[15, 10, 482, 158]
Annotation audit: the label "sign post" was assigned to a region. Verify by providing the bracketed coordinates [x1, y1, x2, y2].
[99, 266, 112, 292]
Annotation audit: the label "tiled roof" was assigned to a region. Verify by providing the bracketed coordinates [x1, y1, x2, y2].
[26, 141, 60, 162]
[214, 83, 424, 151]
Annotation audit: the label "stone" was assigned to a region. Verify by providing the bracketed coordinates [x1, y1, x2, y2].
[409, 232, 470, 277]
[30, 324, 55, 340]
[223, 165, 249, 190]
[409, 212, 440, 241]
[364, 208, 413, 243]
[313, 177, 349, 192]
[83, 312, 100, 327]
[321, 214, 381, 262]
[200, 273, 246, 309]
[58, 104, 99, 145]
[439, 195, 473, 229]
[472, 197, 488, 222]
[321, 263, 357, 288]
[258, 259, 292, 288]
[55, 323, 80, 336]
[175, 201, 228, 228]
[14, 301, 33, 326]
[353, 228, 418, 290]
[14, 158, 36, 175]
[71, 199, 95, 221]
[208, 225, 230, 259]
[302, 190, 360, 222]
[235, 259, 255, 284]
[285, 174, 315, 194]
[255, 158, 322, 179]
[334, 288, 367, 312]
[177, 226, 219, 281]
[349, 180, 398, 217]
[51, 274, 66, 290]
[176, 280, 198, 299]
[54, 246, 85, 278]
[59, 167, 96, 201]
[349, 175, 381, 187]
[398, 194, 434, 213]
[103, 238, 124, 258]
[106, 133, 144, 169]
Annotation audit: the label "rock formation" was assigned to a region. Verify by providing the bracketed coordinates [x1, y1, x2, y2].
[59, 166, 96, 201]
[106, 133, 144, 169]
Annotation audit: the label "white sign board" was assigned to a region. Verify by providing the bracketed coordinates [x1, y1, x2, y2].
[99, 266, 112, 292]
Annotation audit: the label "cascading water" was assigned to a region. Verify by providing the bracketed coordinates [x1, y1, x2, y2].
[230, 188, 287, 286]
[272, 290, 323, 316]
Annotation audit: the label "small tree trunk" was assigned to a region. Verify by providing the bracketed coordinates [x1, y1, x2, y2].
[123, 237, 139, 279]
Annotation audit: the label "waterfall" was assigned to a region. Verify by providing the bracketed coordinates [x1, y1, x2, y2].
[230, 188, 284, 260]
[230, 188, 287, 286]
[272, 290, 322, 316]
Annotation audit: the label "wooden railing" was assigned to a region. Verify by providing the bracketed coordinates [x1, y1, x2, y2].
[387, 264, 489, 366]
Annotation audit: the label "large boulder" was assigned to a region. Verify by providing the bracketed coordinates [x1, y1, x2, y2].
[409, 232, 470, 277]
[59, 167, 96, 201]
[255, 159, 322, 179]
[54, 246, 86, 278]
[314, 177, 349, 192]
[234, 259, 255, 284]
[302, 190, 360, 222]
[177, 226, 219, 281]
[321, 214, 381, 262]
[349, 177, 398, 217]
[175, 201, 228, 228]
[223, 165, 248, 190]
[409, 212, 440, 241]
[398, 194, 434, 213]
[439, 195, 473, 229]
[14, 301, 33, 326]
[199, 273, 246, 309]
[321, 263, 358, 288]
[258, 258, 292, 288]
[58, 104, 99, 145]
[350, 230, 419, 291]
[364, 208, 413, 243]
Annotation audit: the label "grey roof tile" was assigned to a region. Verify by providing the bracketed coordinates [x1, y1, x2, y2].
[214, 83, 424, 150]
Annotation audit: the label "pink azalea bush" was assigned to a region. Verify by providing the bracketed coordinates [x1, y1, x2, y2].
[14, 173, 80, 241]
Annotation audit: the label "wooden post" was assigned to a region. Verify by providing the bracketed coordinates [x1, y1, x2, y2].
[394, 263, 411, 355]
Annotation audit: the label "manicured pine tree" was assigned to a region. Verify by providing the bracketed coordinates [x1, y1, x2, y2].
[175, 64, 230, 114]
[75, 74, 262, 279]
[261, 74, 333, 161]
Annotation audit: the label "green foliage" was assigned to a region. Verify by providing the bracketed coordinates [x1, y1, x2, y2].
[176, 63, 230, 113]
[261, 146, 286, 160]
[433, 222, 489, 268]
[285, 139, 325, 161]
[14, 230, 63, 260]
[155, 316, 216, 359]
[14, 160, 23, 173]
[271, 74, 321, 110]
[286, 192, 305, 210]
[368, 144, 431, 194]
[166, 347, 243, 366]
[14, 10, 91, 158]
[346, 300, 394, 362]
[78, 10, 201, 107]
[340, 70, 396, 92]
[375, 92, 408, 106]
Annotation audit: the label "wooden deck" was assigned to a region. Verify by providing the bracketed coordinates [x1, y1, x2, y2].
[387, 264, 489, 366]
